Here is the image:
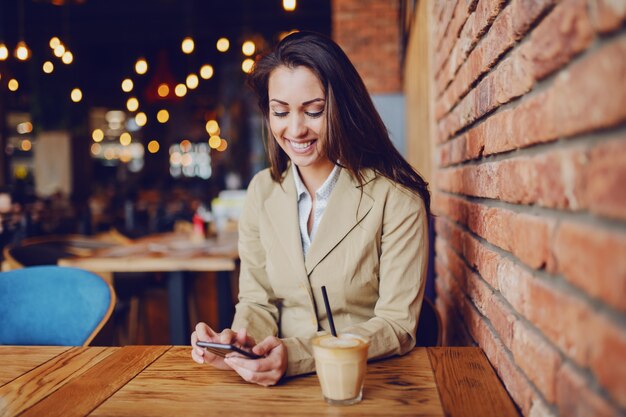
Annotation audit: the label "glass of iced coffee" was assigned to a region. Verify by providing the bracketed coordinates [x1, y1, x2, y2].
[311, 333, 369, 405]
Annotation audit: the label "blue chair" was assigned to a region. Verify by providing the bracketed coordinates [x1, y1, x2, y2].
[0, 266, 116, 346]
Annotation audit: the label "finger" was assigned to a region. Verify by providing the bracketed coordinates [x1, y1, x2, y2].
[191, 332, 205, 357]
[225, 355, 276, 373]
[191, 348, 205, 364]
[252, 336, 282, 356]
[195, 322, 217, 340]
[235, 328, 256, 347]
[226, 360, 281, 387]
[219, 329, 237, 344]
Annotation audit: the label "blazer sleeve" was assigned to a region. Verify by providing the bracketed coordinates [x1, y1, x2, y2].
[231, 174, 280, 343]
[342, 187, 428, 361]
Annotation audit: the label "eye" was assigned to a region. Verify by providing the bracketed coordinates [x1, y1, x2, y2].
[305, 111, 324, 118]
[272, 111, 288, 118]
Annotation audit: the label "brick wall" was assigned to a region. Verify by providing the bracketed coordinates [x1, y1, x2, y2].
[332, 0, 402, 93]
[431, 0, 626, 416]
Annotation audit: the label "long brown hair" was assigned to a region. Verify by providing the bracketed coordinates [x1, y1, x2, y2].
[247, 31, 430, 215]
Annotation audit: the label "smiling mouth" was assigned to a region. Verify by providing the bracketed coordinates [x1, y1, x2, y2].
[289, 140, 315, 149]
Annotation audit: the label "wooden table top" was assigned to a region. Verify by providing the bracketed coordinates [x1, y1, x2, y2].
[58, 232, 239, 273]
[0, 346, 519, 417]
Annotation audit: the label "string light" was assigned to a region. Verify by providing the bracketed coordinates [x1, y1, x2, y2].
[242, 41, 255, 56]
[174, 83, 187, 97]
[135, 112, 147, 127]
[42, 61, 54, 74]
[0, 43, 9, 61]
[216, 37, 230, 52]
[120, 132, 132, 146]
[208, 135, 221, 149]
[121, 78, 134, 92]
[53, 44, 65, 57]
[8, 79, 19, 91]
[49, 37, 61, 49]
[242, 58, 254, 73]
[126, 97, 139, 112]
[15, 41, 31, 61]
[217, 138, 228, 152]
[205, 120, 219, 135]
[61, 51, 73, 64]
[71, 88, 83, 102]
[92, 129, 104, 142]
[157, 83, 170, 97]
[186, 73, 199, 89]
[181, 37, 195, 54]
[148, 140, 160, 153]
[135, 58, 148, 75]
[200, 64, 214, 79]
[157, 109, 170, 123]
[283, 0, 296, 11]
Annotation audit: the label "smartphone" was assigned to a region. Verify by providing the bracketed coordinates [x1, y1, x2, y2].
[196, 341, 261, 359]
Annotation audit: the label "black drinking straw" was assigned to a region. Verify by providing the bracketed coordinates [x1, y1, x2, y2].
[321, 286, 337, 337]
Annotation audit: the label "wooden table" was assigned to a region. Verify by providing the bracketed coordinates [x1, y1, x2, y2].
[0, 346, 519, 417]
[58, 232, 239, 345]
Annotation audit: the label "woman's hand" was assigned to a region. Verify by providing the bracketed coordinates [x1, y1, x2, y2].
[191, 322, 256, 370]
[223, 336, 288, 387]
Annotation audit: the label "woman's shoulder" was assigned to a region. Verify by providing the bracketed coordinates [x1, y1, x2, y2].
[247, 168, 281, 197]
[367, 171, 426, 212]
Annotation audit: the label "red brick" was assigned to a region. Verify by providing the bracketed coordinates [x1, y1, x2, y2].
[485, 294, 516, 349]
[511, 321, 561, 402]
[588, 0, 626, 33]
[557, 362, 621, 417]
[554, 221, 626, 312]
[436, 147, 589, 210]
[434, 0, 476, 75]
[585, 138, 626, 221]
[525, 278, 592, 365]
[493, 335, 535, 415]
[588, 313, 626, 407]
[519, 0, 595, 81]
[541, 36, 626, 141]
[435, 0, 506, 98]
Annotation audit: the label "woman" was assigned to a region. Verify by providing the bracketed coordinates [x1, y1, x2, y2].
[191, 31, 430, 386]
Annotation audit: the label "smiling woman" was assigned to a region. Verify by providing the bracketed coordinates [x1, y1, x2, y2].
[191, 31, 431, 388]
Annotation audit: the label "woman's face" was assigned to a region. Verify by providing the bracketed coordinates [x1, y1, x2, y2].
[268, 65, 331, 173]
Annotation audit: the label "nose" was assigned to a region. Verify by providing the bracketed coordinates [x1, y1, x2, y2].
[287, 113, 307, 138]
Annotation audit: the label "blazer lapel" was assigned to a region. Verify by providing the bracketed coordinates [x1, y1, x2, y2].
[305, 169, 374, 275]
[264, 168, 309, 283]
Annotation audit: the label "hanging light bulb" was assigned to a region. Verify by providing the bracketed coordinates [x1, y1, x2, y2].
[200, 64, 214, 79]
[181, 37, 195, 54]
[242, 58, 254, 73]
[216, 37, 230, 52]
[283, 0, 296, 11]
[71, 88, 83, 103]
[53, 44, 65, 57]
[186, 73, 199, 89]
[14, 41, 31, 61]
[135, 58, 148, 75]
[121, 78, 134, 92]
[42, 61, 54, 74]
[49, 37, 61, 49]
[61, 51, 73, 64]
[242, 41, 256, 56]
[0, 43, 8, 61]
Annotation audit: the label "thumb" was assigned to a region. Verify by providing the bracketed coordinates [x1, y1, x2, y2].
[252, 336, 281, 356]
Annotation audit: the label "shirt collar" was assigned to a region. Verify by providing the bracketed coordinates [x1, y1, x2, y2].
[292, 163, 341, 200]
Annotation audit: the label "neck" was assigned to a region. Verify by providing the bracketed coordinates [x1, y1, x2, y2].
[297, 160, 335, 195]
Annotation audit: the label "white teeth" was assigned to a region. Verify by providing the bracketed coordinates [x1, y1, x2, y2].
[290, 140, 313, 149]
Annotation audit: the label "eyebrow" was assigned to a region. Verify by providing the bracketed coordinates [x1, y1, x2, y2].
[269, 98, 325, 106]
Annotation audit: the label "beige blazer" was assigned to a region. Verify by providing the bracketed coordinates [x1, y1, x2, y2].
[231, 166, 428, 376]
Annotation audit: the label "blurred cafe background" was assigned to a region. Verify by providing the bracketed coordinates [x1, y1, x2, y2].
[1, 1, 626, 416]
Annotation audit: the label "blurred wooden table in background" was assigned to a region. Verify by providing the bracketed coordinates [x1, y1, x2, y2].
[58, 232, 239, 345]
